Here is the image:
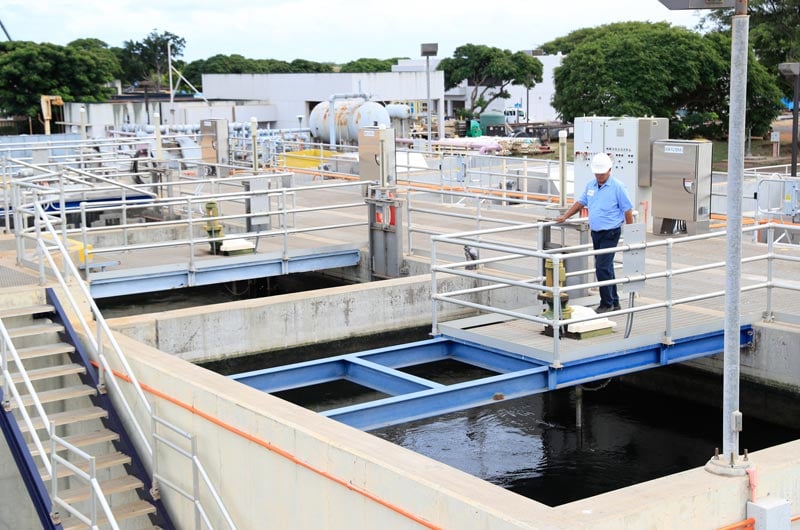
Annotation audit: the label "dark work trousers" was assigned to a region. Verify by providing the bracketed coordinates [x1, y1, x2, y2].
[591, 227, 622, 308]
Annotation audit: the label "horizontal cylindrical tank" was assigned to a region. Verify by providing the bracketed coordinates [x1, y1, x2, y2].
[385, 104, 411, 120]
[309, 99, 391, 144]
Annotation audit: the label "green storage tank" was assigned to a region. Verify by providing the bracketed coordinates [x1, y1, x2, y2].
[479, 111, 505, 135]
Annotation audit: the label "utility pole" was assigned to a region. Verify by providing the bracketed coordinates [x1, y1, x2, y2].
[0, 18, 12, 41]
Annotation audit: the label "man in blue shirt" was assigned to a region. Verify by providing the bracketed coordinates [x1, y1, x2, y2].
[556, 153, 633, 313]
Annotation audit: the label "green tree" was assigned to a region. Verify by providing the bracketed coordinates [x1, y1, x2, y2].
[545, 22, 781, 138]
[253, 58, 293, 73]
[701, 0, 800, 99]
[120, 29, 186, 90]
[0, 41, 117, 123]
[339, 57, 403, 73]
[180, 55, 334, 91]
[437, 44, 543, 115]
[289, 59, 333, 73]
[67, 38, 122, 86]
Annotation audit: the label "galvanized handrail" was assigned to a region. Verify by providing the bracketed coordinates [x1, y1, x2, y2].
[0, 322, 55, 476]
[19, 197, 239, 529]
[151, 416, 237, 530]
[431, 221, 800, 366]
[10, 179, 369, 286]
[49, 428, 121, 530]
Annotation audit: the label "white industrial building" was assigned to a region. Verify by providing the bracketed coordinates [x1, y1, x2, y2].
[62, 53, 563, 138]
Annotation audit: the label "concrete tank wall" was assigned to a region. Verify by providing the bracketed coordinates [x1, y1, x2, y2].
[109, 271, 532, 362]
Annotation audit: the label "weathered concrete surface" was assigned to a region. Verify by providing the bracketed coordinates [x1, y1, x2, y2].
[109, 268, 537, 363]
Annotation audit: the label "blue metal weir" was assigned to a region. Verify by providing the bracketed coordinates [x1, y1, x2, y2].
[232, 326, 754, 431]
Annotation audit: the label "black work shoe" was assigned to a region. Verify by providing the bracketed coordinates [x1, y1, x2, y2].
[595, 305, 612, 314]
[612, 304, 621, 311]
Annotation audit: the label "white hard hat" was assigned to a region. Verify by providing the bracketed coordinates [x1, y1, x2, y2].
[590, 153, 613, 174]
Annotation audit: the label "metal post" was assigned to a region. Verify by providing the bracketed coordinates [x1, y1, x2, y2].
[426, 55, 432, 152]
[707, 0, 750, 475]
[250, 117, 258, 172]
[792, 73, 799, 177]
[558, 129, 568, 208]
[154, 112, 163, 161]
[421, 43, 438, 152]
[431, 241, 438, 335]
[551, 254, 562, 368]
[764, 225, 775, 319]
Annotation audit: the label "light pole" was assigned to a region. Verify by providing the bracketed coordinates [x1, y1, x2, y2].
[659, 0, 750, 476]
[421, 43, 438, 152]
[779, 62, 800, 177]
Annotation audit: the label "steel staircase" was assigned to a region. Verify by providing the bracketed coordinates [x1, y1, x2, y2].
[0, 290, 175, 530]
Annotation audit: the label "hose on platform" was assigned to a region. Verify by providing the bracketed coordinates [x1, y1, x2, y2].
[624, 292, 635, 339]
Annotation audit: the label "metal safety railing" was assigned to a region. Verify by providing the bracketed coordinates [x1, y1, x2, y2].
[0, 296, 123, 528]
[395, 150, 565, 202]
[430, 221, 800, 367]
[8, 170, 368, 286]
[21, 200, 238, 529]
[0, 322, 59, 478]
[151, 416, 237, 530]
[49, 427, 121, 530]
[403, 184, 565, 257]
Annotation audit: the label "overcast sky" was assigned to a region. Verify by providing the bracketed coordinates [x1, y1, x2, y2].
[3, 0, 709, 63]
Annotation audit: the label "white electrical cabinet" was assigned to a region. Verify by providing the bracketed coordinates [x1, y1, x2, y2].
[199, 118, 230, 177]
[573, 117, 669, 231]
[358, 127, 396, 185]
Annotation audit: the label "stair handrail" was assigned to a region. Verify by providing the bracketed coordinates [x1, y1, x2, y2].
[49, 424, 121, 530]
[32, 201, 154, 450]
[0, 320, 55, 477]
[30, 199, 238, 529]
[152, 415, 238, 530]
[0, 314, 122, 529]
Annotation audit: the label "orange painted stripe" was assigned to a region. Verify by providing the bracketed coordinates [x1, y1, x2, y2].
[93, 361, 442, 529]
[717, 518, 755, 530]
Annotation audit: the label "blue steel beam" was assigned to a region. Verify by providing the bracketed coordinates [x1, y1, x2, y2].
[323, 366, 551, 431]
[556, 327, 754, 387]
[232, 359, 349, 392]
[448, 341, 546, 372]
[233, 325, 753, 431]
[233, 339, 453, 393]
[345, 358, 444, 395]
[358, 337, 452, 367]
[234, 337, 541, 396]
[321, 326, 753, 430]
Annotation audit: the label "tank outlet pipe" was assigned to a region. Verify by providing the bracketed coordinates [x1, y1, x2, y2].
[328, 93, 371, 149]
